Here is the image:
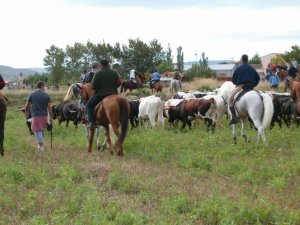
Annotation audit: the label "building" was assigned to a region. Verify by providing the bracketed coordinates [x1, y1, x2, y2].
[261, 53, 281, 75]
[209, 64, 237, 81]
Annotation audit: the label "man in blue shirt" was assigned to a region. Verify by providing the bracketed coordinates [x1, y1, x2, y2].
[150, 69, 161, 88]
[228, 54, 260, 125]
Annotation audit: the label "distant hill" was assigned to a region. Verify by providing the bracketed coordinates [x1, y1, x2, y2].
[0, 65, 47, 80]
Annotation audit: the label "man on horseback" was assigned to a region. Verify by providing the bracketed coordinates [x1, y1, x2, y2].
[86, 59, 122, 128]
[82, 61, 101, 84]
[228, 54, 260, 125]
[129, 66, 143, 84]
[150, 69, 161, 88]
[285, 62, 299, 88]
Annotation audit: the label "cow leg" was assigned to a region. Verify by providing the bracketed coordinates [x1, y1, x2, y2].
[66, 120, 69, 128]
[27, 121, 33, 135]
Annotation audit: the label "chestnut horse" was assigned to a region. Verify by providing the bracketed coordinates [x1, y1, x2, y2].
[151, 81, 163, 93]
[77, 83, 130, 156]
[0, 93, 7, 156]
[120, 74, 146, 92]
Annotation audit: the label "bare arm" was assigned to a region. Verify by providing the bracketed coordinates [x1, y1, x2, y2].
[47, 102, 53, 121]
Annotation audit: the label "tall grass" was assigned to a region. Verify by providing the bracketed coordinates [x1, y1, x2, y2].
[1, 81, 299, 224]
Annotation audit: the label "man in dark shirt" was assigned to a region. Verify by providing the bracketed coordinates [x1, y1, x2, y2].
[24, 81, 53, 152]
[228, 54, 260, 125]
[86, 59, 122, 128]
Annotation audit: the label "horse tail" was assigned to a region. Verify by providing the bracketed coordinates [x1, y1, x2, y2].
[120, 81, 125, 93]
[261, 93, 274, 130]
[118, 98, 129, 144]
[63, 84, 74, 101]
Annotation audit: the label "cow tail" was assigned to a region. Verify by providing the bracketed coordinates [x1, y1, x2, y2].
[119, 98, 129, 144]
[261, 93, 274, 130]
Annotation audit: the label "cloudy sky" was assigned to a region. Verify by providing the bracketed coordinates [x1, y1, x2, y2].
[1, 0, 300, 68]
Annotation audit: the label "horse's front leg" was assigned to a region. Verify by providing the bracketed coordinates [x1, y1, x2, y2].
[232, 123, 238, 144]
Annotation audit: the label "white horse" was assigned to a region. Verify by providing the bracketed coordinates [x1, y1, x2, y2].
[169, 79, 181, 93]
[218, 81, 274, 143]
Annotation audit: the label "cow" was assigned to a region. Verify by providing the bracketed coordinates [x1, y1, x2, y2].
[128, 100, 140, 129]
[138, 95, 165, 128]
[166, 98, 216, 131]
[53, 101, 81, 128]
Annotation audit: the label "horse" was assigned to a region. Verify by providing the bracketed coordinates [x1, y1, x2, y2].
[290, 77, 300, 101]
[63, 83, 107, 150]
[169, 79, 181, 94]
[217, 81, 273, 144]
[0, 93, 7, 156]
[150, 81, 163, 93]
[284, 77, 294, 92]
[76, 83, 130, 156]
[120, 74, 146, 93]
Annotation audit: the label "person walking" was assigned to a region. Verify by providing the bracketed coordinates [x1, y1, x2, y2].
[228, 54, 260, 125]
[24, 81, 53, 152]
[269, 70, 280, 90]
[86, 59, 122, 128]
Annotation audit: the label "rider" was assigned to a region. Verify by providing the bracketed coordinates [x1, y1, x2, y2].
[228, 54, 260, 125]
[86, 59, 122, 128]
[150, 69, 161, 88]
[82, 62, 101, 84]
[129, 66, 142, 83]
[285, 62, 299, 87]
[173, 69, 182, 89]
[0, 74, 5, 90]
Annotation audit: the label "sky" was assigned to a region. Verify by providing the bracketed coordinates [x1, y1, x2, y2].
[1, 0, 300, 68]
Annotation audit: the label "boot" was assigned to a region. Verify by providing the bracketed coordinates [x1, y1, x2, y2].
[229, 106, 239, 125]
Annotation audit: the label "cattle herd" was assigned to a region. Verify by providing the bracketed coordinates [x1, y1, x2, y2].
[18, 83, 300, 153]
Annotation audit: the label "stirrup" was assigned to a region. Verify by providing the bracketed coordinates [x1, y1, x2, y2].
[229, 118, 239, 125]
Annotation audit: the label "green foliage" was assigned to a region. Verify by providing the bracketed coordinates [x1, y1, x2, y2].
[282, 45, 300, 64]
[184, 53, 216, 81]
[176, 46, 184, 71]
[157, 61, 173, 73]
[249, 52, 262, 64]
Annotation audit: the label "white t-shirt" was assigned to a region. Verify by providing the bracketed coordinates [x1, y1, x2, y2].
[129, 69, 135, 79]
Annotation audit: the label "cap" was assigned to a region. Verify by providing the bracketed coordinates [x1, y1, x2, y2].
[91, 61, 100, 68]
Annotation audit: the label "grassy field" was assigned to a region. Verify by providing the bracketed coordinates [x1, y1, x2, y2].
[0, 79, 299, 224]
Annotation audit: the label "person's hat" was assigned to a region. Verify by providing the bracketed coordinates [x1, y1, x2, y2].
[91, 61, 100, 68]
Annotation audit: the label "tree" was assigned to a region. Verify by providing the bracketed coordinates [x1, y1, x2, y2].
[176, 46, 184, 71]
[43, 45, 66, 85]
[65, 42, 88, 82]
[249, 52, 261, 64]
[166, 43, 173, 64]
[282, 45, 300, 64]
[157, 61, 173, 73]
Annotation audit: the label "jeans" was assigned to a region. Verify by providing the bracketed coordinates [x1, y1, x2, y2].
[86, 95, 108, 125]
[86, 96, 103, 125]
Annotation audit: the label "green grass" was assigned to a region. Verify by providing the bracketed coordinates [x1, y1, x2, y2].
[0, 91, 300, 224]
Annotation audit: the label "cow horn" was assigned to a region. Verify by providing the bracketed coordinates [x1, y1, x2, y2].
[16, 108, 25, 112]
[69, 109, 77, 113]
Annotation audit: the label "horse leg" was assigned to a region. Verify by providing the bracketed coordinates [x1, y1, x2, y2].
[110, 123, 124, 157]
[87, 126, 95, 152]
[232, 123, 238, 144]
[241, 117, 250, 143]
[0, 121, 4, 156]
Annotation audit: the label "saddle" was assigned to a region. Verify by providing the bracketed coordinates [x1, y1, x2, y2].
[233, 84, 255, 103]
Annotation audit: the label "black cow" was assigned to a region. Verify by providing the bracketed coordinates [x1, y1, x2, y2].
[53, 101, 81, 128]
[167, 98, 216, 131]
[128, 100, 140, 129]
[271, 94, 294, 128]
[17, 108, 34, 135]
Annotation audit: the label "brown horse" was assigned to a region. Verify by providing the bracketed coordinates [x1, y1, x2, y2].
[0, 93, 7, 156]
[291, 77, 300, 100]
[120, 74, 146, 92]
[151, 81, 163, 93]
[77, 83, 130, 156]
